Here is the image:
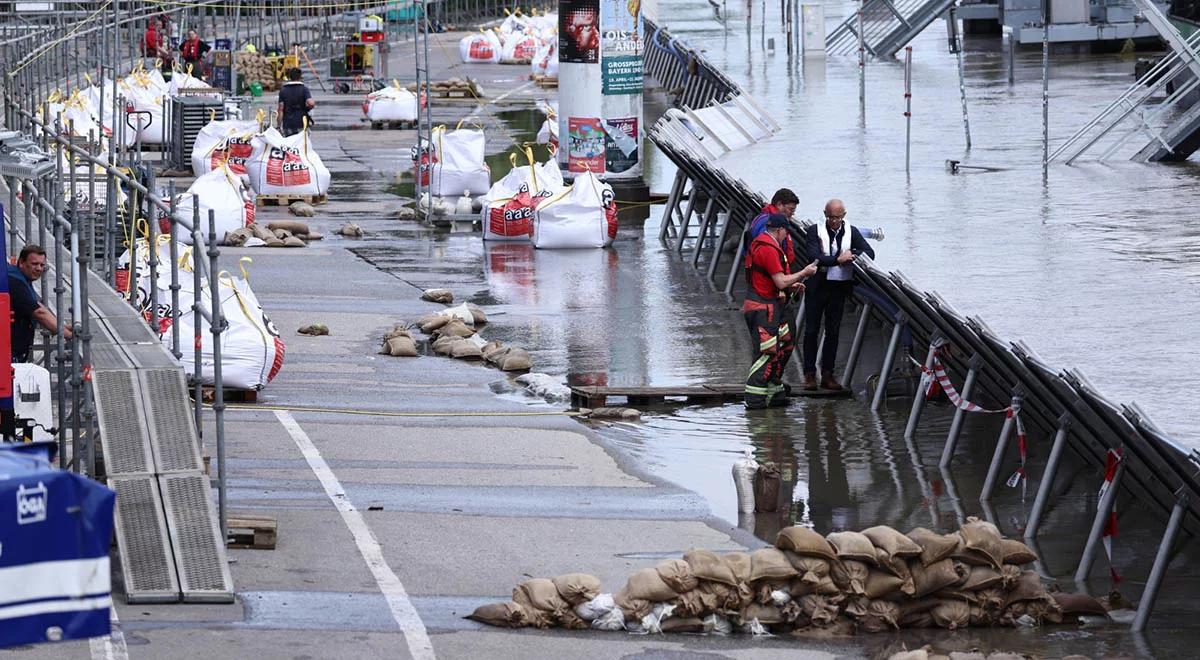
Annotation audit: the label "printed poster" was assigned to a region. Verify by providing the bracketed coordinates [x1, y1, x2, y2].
[603, 116, 638, 174]
[560, 0, 600, 64]
[266, 146, 312, 187]
[601, 0, 643, 95]
[568, 117, 606, 173]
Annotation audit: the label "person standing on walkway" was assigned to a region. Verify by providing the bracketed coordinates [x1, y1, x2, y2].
[8, 245, 71, 363]
[801, 198, 875, 391]
[277, 68, 315, 137]
[179, 29, 211, 78]
[743, 214, 817, 409]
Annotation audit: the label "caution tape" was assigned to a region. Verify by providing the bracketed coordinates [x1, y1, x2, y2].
[1004, 406, 1028, 499]
[1100, 448, 1124, 584]
[911, 352, 1012, 414]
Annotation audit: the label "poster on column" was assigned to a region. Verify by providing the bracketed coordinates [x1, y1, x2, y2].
[601, 0, 643, 94]
[560, 0, 601, 63]
[568, 117, 606, 173]
[603, 116, 638, 174]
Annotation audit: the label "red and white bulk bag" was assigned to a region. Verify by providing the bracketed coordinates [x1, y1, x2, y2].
[500, 33, 540, 64]
[191, 119, 261, 176]
[172, 165, 255, 245]
[532, 170, 618, 249]
[190, 264, 285, 390]
[459, 31, 501, 63]
[245, 127, 331, 197]
[362, 85, 419, 122]
[429, 125, 491, 196]
[530, 41, 557, 77]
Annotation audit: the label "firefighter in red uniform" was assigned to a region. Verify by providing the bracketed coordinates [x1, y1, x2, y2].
[743, 214, 818, 409]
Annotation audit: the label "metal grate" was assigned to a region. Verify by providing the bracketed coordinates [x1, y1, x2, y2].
[142, 369, 203, 473]
[160, 473, 234, 602]
[90, 342, 133, 368]
[109, 476, 180, 603]
[103, 315, 158, 344]
[121, 342, 178, 368]
[92, 369, 154, 475]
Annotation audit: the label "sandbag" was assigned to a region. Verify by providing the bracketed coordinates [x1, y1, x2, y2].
[789, 575, 839, 598]
[906, 528, 960, 567]
[748, 548, 797, 582]
[573, 593, 614, 621]
[268, 220, 311, 235]
[738, 602, 785, 626]
[831, 559, 870, 596]
[931, 600, 970, 630]
[384, 335, 418, 357]
[697, 580, 745, 611]
[624, 567, 677, 602]
[683, 549, 737, 586]
[858, 600, 900, 632]
[532, 170, 617, 249]
[958, 519, 1004, 568]
[459, 31, 501, 63]
[863, 526, 922, 560]
[513, 578, 568, 615]
[1003, 570, 1050, 607]
[429, 125, 491, 196]
[364, 84, 419, 122]
[655, 559, 698, 594]
[777, 526, 837, 561]
[172, 166, 255, 246]
[826, 531, 878, 565]
[1000, 538, 1038, 565]
[450, 341, 483, 359]
[421, 288, 454, 303]
[797, 594, 839, 627]
[497, 348, 532, 371]
[1051, 592, 1109, 617]
[961, 565, 1003, 591]
[465, 601, 529, 628]
[550, 573, 600, 606]
[191, 119, 260, 176]
[723, 552, 752, 584]
[863, 570, 906, 600]
[787, 555, 830, 586]
[245, 127, 331, 197]
[613, 586, 653, 621]
[909, 559, 965, 599]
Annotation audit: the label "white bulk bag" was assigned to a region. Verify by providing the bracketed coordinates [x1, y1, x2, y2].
[245, 127, 331, 197]
[168, 70, 208, 96]
[536, 118, 558, 147]
[483, 150, 563, 241]
[121, 69, 169, 144]
[500, 33, 540, 64]
[83, 79, 136, 148]
[429, 125, 491, 196]
[532, 170, 618, 249]
[498, 13, 528, 35]
[363, 85, 419, 122]
[189, 264, 285, 390]
[459, 31, 501, 63]
[191, 119, 261, 176]
[173, 166, 255, 245]
[530, 41, 557, 76]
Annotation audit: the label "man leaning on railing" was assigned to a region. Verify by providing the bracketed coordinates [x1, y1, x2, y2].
[7, 244, 70, 363]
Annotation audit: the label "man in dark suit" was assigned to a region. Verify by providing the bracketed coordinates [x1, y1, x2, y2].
[802, 199, 874, 391]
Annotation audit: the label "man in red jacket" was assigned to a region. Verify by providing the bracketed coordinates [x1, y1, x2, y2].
[743, 214, 817, 409]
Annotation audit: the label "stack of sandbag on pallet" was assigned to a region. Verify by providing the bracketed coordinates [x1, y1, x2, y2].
[235, 48, 276, 90]
[482, 148, 564, 241]
[468, 518, 1110, 636]
[532, 170, 618, 249]
[362, 83, 419, 123]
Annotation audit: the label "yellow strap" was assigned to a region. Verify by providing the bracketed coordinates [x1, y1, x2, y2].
[238, 256, 253, 282]
[84, 72, 93, 85]
[209, 108, 217, 121]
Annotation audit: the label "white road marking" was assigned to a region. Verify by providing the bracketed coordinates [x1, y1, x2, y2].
[275, 410, 435, 660]
[88, 608, 129, 660]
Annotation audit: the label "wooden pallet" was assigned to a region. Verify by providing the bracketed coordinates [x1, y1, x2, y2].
[226, 514, 277, 550]
[569, 383, 851, 409]
[533, 75, 558, 89]
[256, 193, 327, 207]
[201, 386, 258, 403]
[369, 119, 417, 130]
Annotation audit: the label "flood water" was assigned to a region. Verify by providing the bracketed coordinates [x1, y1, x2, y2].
[353, 5, 1200, 655]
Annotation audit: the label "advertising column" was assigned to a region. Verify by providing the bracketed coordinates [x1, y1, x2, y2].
[600, 0, 643, 180]
[558, 0, 605, 176]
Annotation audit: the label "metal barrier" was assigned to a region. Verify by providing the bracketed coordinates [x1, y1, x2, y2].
[645, 20, 1198, 631]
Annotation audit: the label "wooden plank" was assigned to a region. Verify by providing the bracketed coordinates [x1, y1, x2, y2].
[226, 514, 277, 550]
[256, 193, 328, 207]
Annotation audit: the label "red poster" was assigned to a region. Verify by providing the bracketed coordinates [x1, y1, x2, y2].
[265, 146, 312, 187]
[567, 117, 605, 174]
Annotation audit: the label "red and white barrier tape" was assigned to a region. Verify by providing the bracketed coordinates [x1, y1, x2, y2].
[1100, 448, 1124, 583]
[1004, 408, 1028, 498]
[912, 353, 1012, 414]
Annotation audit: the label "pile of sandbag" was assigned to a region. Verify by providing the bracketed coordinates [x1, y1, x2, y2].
[235, 48, 276, 90]
[191, 118, 262, 176]
[482, 148, 564, 241]
[469, 519, 1111, 637]
[362, 83, 419, 123]
[224, 220, 322, 248]
[532, 170, 618, 249]
[456, 10, 558, 72]
[378, 289, 534, 371]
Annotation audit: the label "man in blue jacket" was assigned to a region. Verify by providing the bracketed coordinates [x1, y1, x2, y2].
[801, 199, 874, 391]
[8, 245, 70, 362]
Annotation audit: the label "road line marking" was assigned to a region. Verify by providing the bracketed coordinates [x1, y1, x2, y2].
[88, 608, 129, 660]
[275, 410, 435, 660]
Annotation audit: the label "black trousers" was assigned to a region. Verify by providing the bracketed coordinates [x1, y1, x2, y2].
[802, 280, 853, 375]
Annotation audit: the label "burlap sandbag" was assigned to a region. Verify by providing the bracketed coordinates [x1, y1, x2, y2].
[863, 526, 922, 560]
[1003, 570, 1050, 608]
[841, 595, 870, 618]
[739, 602, 785, 625]
[268, 220, 310, 235]
[224, 227, 252, 247]
[272, 228, 294, 240]
[969, 604, 995, 627]
[976, 588, 1006, 613]
[999, 564, 1021, 589]
[826, 531, 878, 564]
[625, 567, 679, 602]
[684, 549, 737, 586]
[899, 610, 935, 628]
[1000, 538, 1038, 565]
[656, 559, 698, 593]
[433, 319, 475, 339]
[419, 314, 452, 334]
[465, 601, 530, 628]
[613, 586, 653, 620]
[831, 559, 870, 596]
[481, 341, 507, 362]
[466, 303, 488, 325]
[933, 588, 979, 604]
[674, 589, 711, 617]
[873, 549, 916, 595]
[776, 526, 837, 560]
[906, 527, 960, 567]
[798, 594, 839, 627]
[931, 599, 970, 630]
[898, 597, 940, 618]
[962, 565, 1003, 591]
[421, 288, 453, 303]
[1051, 592, 1108, 617]
[512, 578, 568, 615]
[697, 580, 744, 610]
[754, 579, 792, 606]
[383, 325, 411, 340]
[958, 519, 1004, 568]
[864, 570, 906, 599]
[450, 341, 483, 359]
[660, 617, 706, 633]
[551, 573, 601, 606]
[557, 608, 589, 630]
[909, 558, 965, 598]
[498, 348, 532, 371]
[749, 548, 797, 582]
[432, 335, 462, 355]
[249, 223, 276, 241]
[788, 555, 830, 585]
[1003, 598, 1062, 626]
[858, 600, 900, 632]
[723, 552, 753, 584]
[789, 574, 839, 598]
[384, 335, 418, 357]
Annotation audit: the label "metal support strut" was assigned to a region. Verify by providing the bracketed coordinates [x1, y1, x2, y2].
[980, 388, 1022, 499]
[939, 354, 983, 468]
[870, 315, 904, 412]
[841, 300, 872, 388]
[903, 339, 939, 440]
[1025, 413, 1072, 538]
[1132, 492, 1188, 632]
[1074, 457, 1126, 584]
